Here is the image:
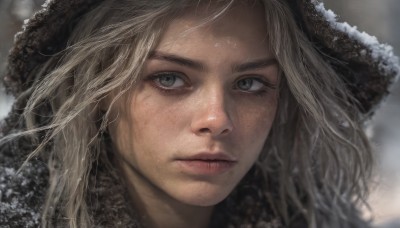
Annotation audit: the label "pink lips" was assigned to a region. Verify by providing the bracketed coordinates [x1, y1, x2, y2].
[176, 152, 237, 176]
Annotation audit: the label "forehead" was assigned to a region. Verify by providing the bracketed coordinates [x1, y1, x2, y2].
[156, 1, 270, 58]
[170, 1, 266, 38]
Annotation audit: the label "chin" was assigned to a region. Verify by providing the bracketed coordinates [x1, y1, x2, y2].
[171, 182, 234, 207]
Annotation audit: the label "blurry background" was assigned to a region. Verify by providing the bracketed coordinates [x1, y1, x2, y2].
[0, 0, 399, 227]
[322, 1, 400, 227]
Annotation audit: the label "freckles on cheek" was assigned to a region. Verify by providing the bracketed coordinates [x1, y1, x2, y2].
[133, 102, 179, 131]
[130, 93, 188, 141]
[130, 94, 153, 128]
[243, 106, 277, 143]
[110, 119, 135, 161]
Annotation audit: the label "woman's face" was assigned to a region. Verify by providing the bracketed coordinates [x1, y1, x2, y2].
[109, 3, 279, 207]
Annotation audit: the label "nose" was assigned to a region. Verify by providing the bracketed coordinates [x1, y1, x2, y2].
[190, 88, 234, 137]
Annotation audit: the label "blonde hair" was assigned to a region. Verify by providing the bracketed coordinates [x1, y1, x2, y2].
[4, 0, 372, 227]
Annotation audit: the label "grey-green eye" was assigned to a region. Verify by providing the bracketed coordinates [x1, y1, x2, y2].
[236, 78, 264, 92]
[154, 73, 185, 88]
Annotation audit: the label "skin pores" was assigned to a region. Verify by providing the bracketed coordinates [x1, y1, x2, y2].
[107, 2, 279, 227]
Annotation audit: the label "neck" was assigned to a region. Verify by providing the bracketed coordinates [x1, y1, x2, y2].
[119, 160, 214, 228]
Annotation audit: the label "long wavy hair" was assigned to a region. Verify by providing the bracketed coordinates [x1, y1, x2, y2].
[3, 0, 372, 227]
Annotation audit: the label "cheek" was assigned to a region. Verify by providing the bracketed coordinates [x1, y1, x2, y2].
[118, 92, 192, 162]
[231, 96, 278, 165]
[129, 93, 190, 141]
[108, 105, 166, 176]
[108, 116, 135, 165]
[236, 96, 278, 139]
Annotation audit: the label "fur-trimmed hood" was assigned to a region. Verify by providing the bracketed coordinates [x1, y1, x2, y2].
[3, 0, 399, 117]
[1, 0, 399, 227]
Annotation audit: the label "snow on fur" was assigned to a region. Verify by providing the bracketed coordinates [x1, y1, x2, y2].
[313, 1, 400, 84]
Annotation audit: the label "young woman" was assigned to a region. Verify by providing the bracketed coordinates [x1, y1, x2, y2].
[1, 0, 399, 227]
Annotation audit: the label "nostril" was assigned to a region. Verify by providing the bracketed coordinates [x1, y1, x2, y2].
[220, 128, 230, 135]
[197, 127, 231, 136]
[199, 128, 211, 134]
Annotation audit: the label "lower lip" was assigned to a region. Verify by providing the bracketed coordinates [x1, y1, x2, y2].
[176, 160, 236, 176]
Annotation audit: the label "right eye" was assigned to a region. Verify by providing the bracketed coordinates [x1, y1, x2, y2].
[151, 72, 186, 89]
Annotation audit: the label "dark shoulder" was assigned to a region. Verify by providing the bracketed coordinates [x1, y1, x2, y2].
[0, 130, 48, 228]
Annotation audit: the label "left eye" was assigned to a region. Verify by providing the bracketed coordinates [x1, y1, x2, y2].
[236, 78, 265, 92]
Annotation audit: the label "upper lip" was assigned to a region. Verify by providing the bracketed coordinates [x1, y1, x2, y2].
[178, 152, 237, 162]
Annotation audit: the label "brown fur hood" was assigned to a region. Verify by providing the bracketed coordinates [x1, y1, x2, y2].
[1, 0, 398, 227]
[2, 0, 399, 118]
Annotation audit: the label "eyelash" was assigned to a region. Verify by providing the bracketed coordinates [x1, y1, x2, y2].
[146, 72, 189, 94]
[146, 72, 276, 96]
[234, 76, 277, 96]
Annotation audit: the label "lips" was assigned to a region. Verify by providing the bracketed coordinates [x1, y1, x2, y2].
[176, 152, 237, 176]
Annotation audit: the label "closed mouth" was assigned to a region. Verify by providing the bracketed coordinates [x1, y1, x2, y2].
[176, 154, 237, 175]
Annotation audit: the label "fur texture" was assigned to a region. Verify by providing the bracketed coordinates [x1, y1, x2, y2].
[1, 0, 398, 227]
[3, 0, 399, 116]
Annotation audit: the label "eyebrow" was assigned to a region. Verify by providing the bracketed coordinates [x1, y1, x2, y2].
[233, 58, 278, 73]
[149, 51, 205, 71]
[149, 51, 278, 73]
